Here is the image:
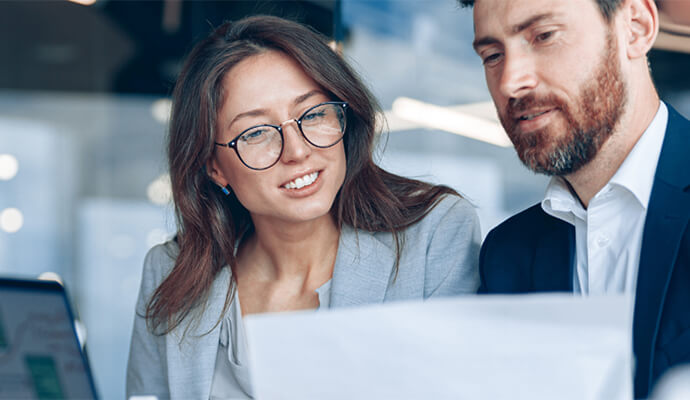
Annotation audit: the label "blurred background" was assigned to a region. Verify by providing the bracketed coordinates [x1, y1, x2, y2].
[1, 0, 689, 398]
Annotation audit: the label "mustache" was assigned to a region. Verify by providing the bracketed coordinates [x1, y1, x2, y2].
[506, 94, 565, 120]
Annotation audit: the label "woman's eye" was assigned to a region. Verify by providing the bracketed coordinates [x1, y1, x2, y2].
[303, 111, 326, 122]
[240, 128, 267, 144]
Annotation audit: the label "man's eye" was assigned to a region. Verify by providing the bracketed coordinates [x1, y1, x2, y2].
[483, 53, 502, 65]
[535, 31, 554, 43]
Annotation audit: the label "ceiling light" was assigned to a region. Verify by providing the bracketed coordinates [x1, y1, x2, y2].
[67, 0, 97, 6]
[391, 97, 512, 148]
[38, 272, 64, 285]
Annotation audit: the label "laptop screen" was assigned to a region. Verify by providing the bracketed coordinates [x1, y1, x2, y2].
[0, 277, 98, 399]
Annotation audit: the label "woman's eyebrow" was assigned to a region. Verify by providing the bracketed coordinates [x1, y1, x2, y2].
[228, 108, 269, 130]
[228, 90, 326, 130]
[292, 90, 325, 106]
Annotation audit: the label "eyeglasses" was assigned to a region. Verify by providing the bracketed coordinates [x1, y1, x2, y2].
[214, 101, 348, 170]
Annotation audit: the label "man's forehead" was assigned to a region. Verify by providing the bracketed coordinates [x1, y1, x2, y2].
[473, 0, 583, 35]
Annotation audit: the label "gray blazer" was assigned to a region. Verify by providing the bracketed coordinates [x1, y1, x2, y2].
[126, 195, 480, 399]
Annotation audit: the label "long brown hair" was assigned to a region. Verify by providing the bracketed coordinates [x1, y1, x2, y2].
[147, 15, 459, 334]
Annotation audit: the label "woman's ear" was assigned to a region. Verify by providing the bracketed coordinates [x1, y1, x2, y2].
[206, 157, 228, 188]
[623, 0, 659, 59]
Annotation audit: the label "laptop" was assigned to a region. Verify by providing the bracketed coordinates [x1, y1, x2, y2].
[0, 277, 99, 399]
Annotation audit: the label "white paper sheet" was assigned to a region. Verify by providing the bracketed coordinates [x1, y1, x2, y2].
[245, 294, 633, 400]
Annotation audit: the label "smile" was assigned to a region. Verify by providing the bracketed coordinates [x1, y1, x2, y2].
[519, 110, 549, 121]
[282, 171, 319, 190]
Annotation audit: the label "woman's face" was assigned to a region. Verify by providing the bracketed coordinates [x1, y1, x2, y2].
[208, 50, 347, 226]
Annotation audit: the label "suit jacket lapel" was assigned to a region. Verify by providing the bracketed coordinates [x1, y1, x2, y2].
[330, 225, 396, 307]
[633, 105, 690, 397]
[532, 215, 575, 292]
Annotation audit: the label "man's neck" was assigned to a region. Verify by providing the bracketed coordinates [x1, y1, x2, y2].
[565, 95, 660, 208]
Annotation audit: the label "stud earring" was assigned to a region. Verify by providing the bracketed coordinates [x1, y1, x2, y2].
[221, 185, 231, 196]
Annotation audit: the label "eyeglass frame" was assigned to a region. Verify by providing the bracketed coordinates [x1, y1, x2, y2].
[214, 101, 348, 171]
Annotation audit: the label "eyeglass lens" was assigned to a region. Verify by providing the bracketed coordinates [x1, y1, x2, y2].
[236, 103, 346, 169]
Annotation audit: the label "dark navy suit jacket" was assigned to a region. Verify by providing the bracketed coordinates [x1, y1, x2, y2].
[479, 105, 690, 399]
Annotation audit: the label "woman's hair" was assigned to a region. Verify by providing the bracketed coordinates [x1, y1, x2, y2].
[147, 15, 459, 334]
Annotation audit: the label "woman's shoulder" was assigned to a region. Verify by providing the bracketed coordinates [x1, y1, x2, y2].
[139, 239, 232, 298]
[365, 193, 479, 252]
[408, 193, 479, 236]
[407, 194, 481, 295]
[430, 193, 476, 216]
[140, 240, 180, 290]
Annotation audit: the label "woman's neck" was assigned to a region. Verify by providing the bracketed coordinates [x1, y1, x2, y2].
[237, 214, 340, 286]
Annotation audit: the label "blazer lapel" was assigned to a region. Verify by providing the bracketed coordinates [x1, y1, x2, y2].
[532, 215, 575, 292]
[633, 105, 690, 397]
[168, 267, 230, 399]
[330, 225, 396, 307]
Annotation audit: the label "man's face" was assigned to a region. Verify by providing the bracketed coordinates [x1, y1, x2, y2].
[472, 0, 627, 175]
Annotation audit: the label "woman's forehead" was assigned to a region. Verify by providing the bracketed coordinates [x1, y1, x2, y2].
[222, 52, 324, 109]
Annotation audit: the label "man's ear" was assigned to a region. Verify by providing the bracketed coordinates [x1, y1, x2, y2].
[622, 0, 659, 59]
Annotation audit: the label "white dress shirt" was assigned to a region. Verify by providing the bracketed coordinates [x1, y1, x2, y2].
[210, 280, 332, 399]
[541, 102, 668, 299]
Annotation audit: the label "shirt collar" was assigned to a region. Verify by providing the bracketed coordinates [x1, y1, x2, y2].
[542, 177, 584, 225]
[609, 101, 667, 209]
[541, 101, 668, 218]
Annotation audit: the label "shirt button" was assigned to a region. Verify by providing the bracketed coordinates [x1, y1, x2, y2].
[597, 235, 610, 248]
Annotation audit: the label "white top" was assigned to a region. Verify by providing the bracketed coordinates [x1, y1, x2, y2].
[541, 102, 668, 299]
[209, 279, 332, 399]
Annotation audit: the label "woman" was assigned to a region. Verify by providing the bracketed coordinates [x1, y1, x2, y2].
[127, 15, 480, 399]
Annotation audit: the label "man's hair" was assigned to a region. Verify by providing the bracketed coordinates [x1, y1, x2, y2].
[458, 0, 623, 21]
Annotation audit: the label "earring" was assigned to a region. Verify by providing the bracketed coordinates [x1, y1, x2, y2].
[221, 185, 231, 196]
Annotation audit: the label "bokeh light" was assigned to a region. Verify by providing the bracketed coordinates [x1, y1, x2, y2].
[0, 208, 24, 233]
[0, 154, 19, 180]
[147, 173, 172, 205]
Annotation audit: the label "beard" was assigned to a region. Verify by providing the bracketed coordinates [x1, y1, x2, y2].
[498, 31, 628, 176]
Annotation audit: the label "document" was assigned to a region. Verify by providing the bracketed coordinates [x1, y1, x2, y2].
[245, 294, 633, 400]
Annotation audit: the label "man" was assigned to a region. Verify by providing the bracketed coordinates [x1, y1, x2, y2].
[459, 0, 690, 398]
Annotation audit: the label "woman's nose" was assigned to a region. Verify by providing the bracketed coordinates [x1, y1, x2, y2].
[279, 120, 312, 163]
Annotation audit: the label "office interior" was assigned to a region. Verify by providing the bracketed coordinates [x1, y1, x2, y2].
[1, 0, 689, 398]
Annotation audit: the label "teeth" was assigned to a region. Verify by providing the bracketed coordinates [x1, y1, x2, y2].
[520, 111, 546, 121]
[283, 172, 319, 189]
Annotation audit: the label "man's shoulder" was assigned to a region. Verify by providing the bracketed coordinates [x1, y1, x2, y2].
[488, 203, 559, 243]
[483, 202, 575, 259]
[480, 203, 574, 293]
[663, 103, 690, 147]
[479, 204, 551, 292]
[654, 103, 690, 191]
